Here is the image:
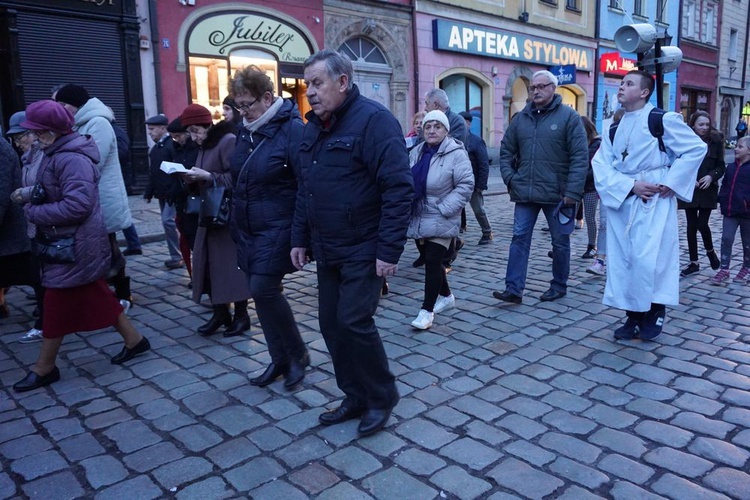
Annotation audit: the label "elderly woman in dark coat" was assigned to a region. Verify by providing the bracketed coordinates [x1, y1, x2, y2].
[180, 104, 252, 337]
[13, 100, 149, 393]
[229, 66, 309, 390]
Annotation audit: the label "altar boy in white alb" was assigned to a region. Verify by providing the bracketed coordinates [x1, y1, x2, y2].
[593, 70, 706, 341]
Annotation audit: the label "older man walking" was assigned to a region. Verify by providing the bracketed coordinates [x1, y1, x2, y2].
[493, 70, 588, 304]
[291, 50, 414, 437]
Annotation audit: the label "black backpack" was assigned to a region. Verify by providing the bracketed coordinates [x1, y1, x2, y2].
[609, 108, 666, 153]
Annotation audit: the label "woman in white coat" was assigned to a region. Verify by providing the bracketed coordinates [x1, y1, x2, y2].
[408, 110, 474, 330]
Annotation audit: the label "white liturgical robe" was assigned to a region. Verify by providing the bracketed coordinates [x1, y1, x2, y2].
[593, 104, 707, 311]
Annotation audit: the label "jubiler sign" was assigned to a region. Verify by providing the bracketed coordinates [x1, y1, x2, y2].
[432, 19, 593, 72]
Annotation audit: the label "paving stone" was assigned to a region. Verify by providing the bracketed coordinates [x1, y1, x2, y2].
[362, 467, 437, 499]
[501, 396, 554, 418]
[464, 421, 511, 447]
[248, 426, 293, 452]
[288, 463, 341, 495]
[643, 447, 713, 478]
[0, 473, 15, 499]
[426, 405, 471, 427]
[277, 435, 333, 468]
[652, 473, 731, 500]
[411, 385, 455, 406]
[224, 457, 286, 492]
[58, 433, 106, 462]
[703, 467, 750, 499]
[129, 359, 180, 379]
[589, 428, 648, 458]
[0, 418, 36, 443]
[541, 409, 597, 435]
[549, 456, 609, 489]
[541, 390, 592, 412]
[449, 394, 506, 421]
[43, 418, 86, 441]
[589, 386, 633, 406]
[625, 398, 679, 420]
[31, 406, 68, 424]
[657, 357, 707, 377]
[94, 474, 162, 500]
[430, 465, 492, 500]
[609, 480, 668, 500]
[136, 398, 180, 420]
[58, 387, 107, 406]
[582, 403, 638, 429]
[708, 370, 750, 391]
[625, 382, 678, 401]
[20, 471, 84, 500]
[688, 437, 750, 467]
[258, 399, 302, 420]
[182, 389, 228, 416]
[205, 437, 260, 468]
[538, 432, 602, 464]
[438, 437, 502, 470]
[673, 393, 724, 416]
[591, 352, 632, 372]
[724, 407, 750, 427]
[673, 376, 723, 399]
[539, 354, 587, 373]
[487, 457, 564, 498]
[123, 442, 184, 472]
[80, 455, 128, 488]
[11, 449, 68, 480]
[475, 385, 515, 404]
[394, 448, 447, 475]
[581, 367, 632, 388]
[152, 411, 196, 432]
[249, 479, 309, 500]
[496, 374, 553, 396]
[84, 408, 133, 430]
[103, 420, 162, 453]
[549, 373, 598, 395]
[395, 417, 457, 450]
[175, 477, 232, 500]
[503, 440, 556, 466]
[118, 385, 163, 406]
[598, 454, 654, 485]
[317, 482, 372, 500]
[172, 424, 222, 452]
[205, 405, 267, 436]
[0, 434, 52, 459]
[556, 485, 606, 500]
[625, 363, 677, 385]
[152, 456, 213, 489]
[496, 413, 548, 440]
[18, 394, 56, 411]
[78, 398, 120, 416]
[325, 446, 382, 480]
[671, 411, 735, 439]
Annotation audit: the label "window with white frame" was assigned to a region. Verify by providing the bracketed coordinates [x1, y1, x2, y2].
[684, 0, 696, 39]
[634, 0, 644, 16]
[702, 4, 716, 44]
[656, 0, 667, 23]
[729, 29, 738, 61]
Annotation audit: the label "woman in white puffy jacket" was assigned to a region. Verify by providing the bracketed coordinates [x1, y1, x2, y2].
[408, 110, 474, 330]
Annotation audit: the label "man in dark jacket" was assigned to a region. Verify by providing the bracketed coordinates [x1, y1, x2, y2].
[459, 111, 493, 244]
[424, 88, 467, 144]
[494, 70, 588, 304]
[291, 49, 414, 437]
[143, 114, 183, 269]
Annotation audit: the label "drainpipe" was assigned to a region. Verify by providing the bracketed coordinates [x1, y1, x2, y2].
[592, 0, 601, 122]
[411, 0, 420, 115]
[742, 0, 750, 91]
[149, 0, 163, 112]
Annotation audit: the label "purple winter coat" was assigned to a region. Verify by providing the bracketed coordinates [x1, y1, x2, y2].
[25, 133, 111, 289]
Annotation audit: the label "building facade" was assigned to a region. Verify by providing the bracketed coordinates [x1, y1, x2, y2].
[0, 0, 147, 185]
[412, 0, 597, 148]
[149, 0, 324, 123]
[716, 0, 750, 140]
[677, 0, 721, 123]
[594, 0, 679, 132]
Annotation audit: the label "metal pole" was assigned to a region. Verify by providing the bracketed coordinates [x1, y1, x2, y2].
[655, 37, 664, 109]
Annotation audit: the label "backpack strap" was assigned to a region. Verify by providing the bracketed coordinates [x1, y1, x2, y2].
[648, 108, 666, 153]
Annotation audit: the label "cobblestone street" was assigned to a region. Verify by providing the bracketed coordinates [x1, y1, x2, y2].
[1, 179, 749, 499]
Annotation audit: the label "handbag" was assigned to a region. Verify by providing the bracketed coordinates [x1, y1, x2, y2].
[32, 231, 75, 264]
[185, 194, 202, 215]
[199, 179, 231, 228]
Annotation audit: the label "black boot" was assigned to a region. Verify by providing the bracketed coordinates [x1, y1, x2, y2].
[284, 351, 310, 390]
[198, 304, 231, 336]
[224, 301, 250, 337]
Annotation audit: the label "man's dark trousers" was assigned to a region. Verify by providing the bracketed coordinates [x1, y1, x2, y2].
[316, 260, 397, 410]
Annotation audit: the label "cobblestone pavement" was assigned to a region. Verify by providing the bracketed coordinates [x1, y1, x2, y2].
[1, 180, 749, 499]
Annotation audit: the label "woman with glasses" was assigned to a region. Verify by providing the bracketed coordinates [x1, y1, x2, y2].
[5, 112, 45, 342]
[12, 100, 150, 392]
[180, 104, 252, 338]
[228, 66, 309, 390]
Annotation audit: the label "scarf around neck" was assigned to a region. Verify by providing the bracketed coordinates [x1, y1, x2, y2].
[243, 96, 283, 134]
[411, 142, 440, 216]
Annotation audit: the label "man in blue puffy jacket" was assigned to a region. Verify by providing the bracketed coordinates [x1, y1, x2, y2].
[291, 49, 414, 437]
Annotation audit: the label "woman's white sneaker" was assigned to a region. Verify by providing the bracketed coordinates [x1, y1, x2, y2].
[433, 294, 455, 314]
[410, 309, 434, 330]
[19, 328, 43, 343]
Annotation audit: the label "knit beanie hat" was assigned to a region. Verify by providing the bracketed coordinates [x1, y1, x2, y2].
[422, 110, 450, 132]
[21, 100, 75, 135]
[180, 104, 212, 127]
[167, 117, 186, 133]
[54, 84, 90, 109]
[223, 96, 238, 111]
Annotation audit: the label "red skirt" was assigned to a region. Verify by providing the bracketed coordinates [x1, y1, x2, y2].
[43, 279, 123, 338]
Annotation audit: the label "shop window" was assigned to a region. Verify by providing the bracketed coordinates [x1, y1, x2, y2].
[556, 86, 579, 110]
[510, 77, 529, 123]
[440, 74, 483, 138]
[680, 89, 710, 122]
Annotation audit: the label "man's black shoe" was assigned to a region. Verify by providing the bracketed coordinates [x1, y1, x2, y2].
[540, 289, 566, 301]
[13, 366, 60, 392]
[319, 402, 365, 426]
[614, 317, 640, 340]
[493, 290, 522, 304]
[358, 407, 393, 436]
[123, 248, 143, 256]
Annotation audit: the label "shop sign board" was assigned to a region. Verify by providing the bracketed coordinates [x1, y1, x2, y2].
[600, 52, 638, 76]
[549, 64, 576, 84]
[432, 19, 593, 71]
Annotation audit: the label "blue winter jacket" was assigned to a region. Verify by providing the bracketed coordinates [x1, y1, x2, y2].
[291, 85, 414, 266]
[231, 99, 303, 276]
[719, 160, 750, 219]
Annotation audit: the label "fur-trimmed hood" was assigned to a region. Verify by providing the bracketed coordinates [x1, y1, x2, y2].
[201, 120, 236, 150]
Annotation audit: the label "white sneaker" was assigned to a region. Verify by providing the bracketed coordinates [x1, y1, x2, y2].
[433, 294, 455, 314]
[587, 259, 606, 276]
[410, 309, 434, 330]
[19, 328, 43, 343]
[119, 299, 132, 315]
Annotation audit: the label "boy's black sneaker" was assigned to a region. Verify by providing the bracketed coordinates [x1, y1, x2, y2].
[680, 262, 700, 277]
[614, 316, 640, 340]
[639, 309, 665, 340]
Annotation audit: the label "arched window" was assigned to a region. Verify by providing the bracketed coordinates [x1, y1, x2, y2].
[440, 74, 484, 138]
[338, 37, 387, 64]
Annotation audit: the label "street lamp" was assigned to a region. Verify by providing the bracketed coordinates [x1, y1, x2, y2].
[613, 23, 682, 109]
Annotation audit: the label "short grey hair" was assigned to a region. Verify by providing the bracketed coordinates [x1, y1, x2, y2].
[303, 49, 354, 91]
[532, 70, 558, 87]
[425, 88, 449, 110]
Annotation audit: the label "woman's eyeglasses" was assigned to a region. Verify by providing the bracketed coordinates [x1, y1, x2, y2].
[236, 99, 258, 111]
